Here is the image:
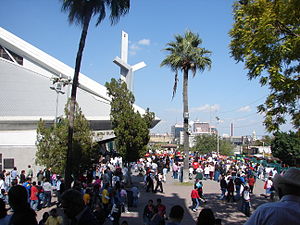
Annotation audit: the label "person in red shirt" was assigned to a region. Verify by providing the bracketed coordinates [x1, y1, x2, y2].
[248, 175, 256, 193]
[191, 187, 200, 212]
[156, 198, 166, 222]
[30, 181, 39, 211]
[193, 161, 199, 171]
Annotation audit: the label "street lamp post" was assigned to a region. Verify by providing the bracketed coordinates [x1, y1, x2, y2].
[50, 75, 69, 127]
[216, 117, 221, 155]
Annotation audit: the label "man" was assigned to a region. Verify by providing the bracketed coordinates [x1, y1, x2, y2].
[30, 181, 39, 211]
[154, 173, 164, 193]
[8, 185, 38, 225]
[156, 198, 166, 222]
[167, 205, 184, 225]
[61, 189, 98, 225]
[42, 178, 52, 208]
[245, 168, 300, 225]
[26, 165, 33, 179]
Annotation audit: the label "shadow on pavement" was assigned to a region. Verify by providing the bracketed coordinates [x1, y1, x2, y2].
[119, 173, 195, 225]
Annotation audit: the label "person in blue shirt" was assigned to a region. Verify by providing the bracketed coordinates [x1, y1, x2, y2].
[245, 168, 300, 225]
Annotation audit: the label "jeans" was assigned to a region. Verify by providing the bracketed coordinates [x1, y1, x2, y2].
[220, 188, 227, 200]
[241, 200, 250, 217]
[235, 185, 241, 199]
[30, 199, 38, 211]
[43, 191, 51, 207]
[133, 196, 138, 207]
[192, 198, 199, 210]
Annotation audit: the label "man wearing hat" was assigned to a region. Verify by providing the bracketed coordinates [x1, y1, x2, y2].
[245, 168, 300, 225]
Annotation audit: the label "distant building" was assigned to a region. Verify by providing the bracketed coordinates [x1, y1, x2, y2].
[149, 133, 173, 144]
[171, 124, 184, 143]
[193, 121, 210, 133]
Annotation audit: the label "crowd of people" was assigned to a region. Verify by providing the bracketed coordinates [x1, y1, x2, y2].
[0, 150, 299, 225]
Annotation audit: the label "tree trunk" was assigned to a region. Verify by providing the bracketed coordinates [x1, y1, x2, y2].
[182, 68, 189, 182]
[65, 13, 92, 189]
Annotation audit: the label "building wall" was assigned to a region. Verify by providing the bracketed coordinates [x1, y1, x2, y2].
[0, 145, 41, 174]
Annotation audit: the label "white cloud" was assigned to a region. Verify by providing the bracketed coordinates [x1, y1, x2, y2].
[238, 105, 251, 112]
[129, 43, 141, 51]
[138, 39, 151, 46]
[191, 104, 220, 113]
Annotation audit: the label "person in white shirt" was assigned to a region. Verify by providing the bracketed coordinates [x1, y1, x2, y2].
[241, 186, 251, 217]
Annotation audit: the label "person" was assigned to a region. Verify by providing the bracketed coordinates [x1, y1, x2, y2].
[219, 175, 227, 200]
[19, 170, 26, 184]
[156, 198, 166, 223]
[61, 189, 98, 225]
[247, 175, 256, 194]
[143, 200, 155, 225]
[226, 178, 235, 202]
[191, 187, 200, 212]
[264, 177, 273, 197]
[245, 168, 300, 225]
[131, 185, 139, 207]
[26, 165, 33, 179]
[121, 221, 128, 225]
[42, 179, 52, 208]
[241, 186, 251, 217]
[0, 198, 11, 225]
[150, 207, 164, 225]
[154, 173, 163, 193]
[234, 174, 243, 200]
[101, 183, 110, 217]
[45, 208, 63, 225]
[166, 205, 184, 225]
[30, 181, 39, 211]
[146, 173, 154, 193]
[196, 208, 216, 225]
[8, 185, 38, 225]
[38, 212, 49, 225]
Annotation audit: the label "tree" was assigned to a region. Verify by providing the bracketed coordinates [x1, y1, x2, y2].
[229, 0, 300, 133]
[36, 101, 97, 177]
[61, 0, 130, 188]
[192, 134, 234, 156]
[105, 78, 154, 162]
[161, 30, 212, 182]
[271, 131, 300, 166]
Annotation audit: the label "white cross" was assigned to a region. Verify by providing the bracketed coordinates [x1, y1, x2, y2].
[113, 31, 146, 92]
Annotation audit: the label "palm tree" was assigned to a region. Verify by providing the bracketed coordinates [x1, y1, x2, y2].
[61, 0, 130, 188]
[161, 30, 212, 182]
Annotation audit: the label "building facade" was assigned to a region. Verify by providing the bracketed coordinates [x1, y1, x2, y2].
[0, 27, 159, 172]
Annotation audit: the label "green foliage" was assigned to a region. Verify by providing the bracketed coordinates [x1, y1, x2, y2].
[105, 78, 154, 162]
[229, 0, 300, 133]
[36, 101, 97, 176]
[61, 0, 130, 26]
[161, 30, 212, 98]
[192, 134, 234, 156]
[271, 131, 300, 166]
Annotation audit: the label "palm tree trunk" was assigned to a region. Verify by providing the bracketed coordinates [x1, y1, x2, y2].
[65, 12, 92, 189]
[183, 68, 189, 182]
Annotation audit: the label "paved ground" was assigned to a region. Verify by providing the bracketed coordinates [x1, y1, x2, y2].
[117, 172, 270, 225]
[36, 172, 271, 225]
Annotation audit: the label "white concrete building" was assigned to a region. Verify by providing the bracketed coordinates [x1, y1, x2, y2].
[0, 27, 159, 172]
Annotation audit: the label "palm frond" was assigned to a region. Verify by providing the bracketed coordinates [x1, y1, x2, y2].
[172, 71, 179, 99]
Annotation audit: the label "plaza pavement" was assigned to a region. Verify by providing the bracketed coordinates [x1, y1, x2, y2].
[36, 172, 270, 225]
[115, 172, 269, 225]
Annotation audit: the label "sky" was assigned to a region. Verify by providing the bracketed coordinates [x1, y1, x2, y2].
[0, 0, 293, 137]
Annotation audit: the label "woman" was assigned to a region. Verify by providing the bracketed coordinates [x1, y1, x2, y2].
[8, 185, 38, 225]
[196, 208, 216, 225]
